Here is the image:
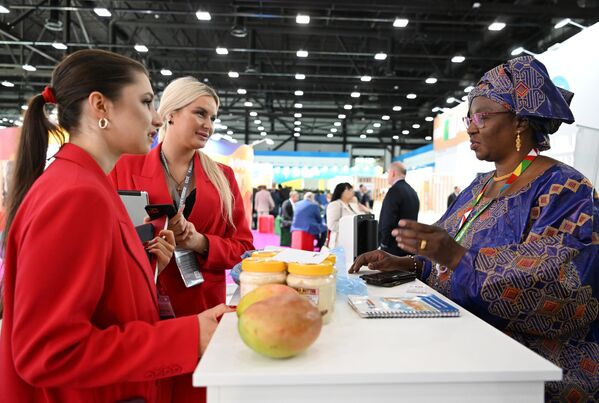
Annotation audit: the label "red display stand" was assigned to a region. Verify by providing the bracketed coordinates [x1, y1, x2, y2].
[291, 230, 316, 251]
[258, 214, 274, 233]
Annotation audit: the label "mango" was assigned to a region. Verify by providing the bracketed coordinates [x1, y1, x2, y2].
[238, 294, 322, 359]
[237, 283, 299, 317]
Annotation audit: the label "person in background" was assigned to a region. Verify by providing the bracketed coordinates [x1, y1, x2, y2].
[350, 56, 598, 401]
[270, 184, 283, 217]
[447, 185, 461, 208]
[279, 190, 299, 246]
[326, 183, 360, 248]
[109, 76, 253, 402]
[378, 162, 420, 256]
[254, 185, 274, 216]
[291, 192, 327, 248]
[0, 49, 231, 403]
[358, 184, 374, 209]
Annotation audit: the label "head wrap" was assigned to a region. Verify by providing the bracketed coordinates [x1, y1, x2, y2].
[41, 86, 56, 104]
[468, 56, 574, 151]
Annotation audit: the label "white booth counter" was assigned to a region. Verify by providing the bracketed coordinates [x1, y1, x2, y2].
[193, 278, 561, 403]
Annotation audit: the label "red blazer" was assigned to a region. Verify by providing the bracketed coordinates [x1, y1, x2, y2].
[0, 144, 199, 403]
[109, 144, 254, 316]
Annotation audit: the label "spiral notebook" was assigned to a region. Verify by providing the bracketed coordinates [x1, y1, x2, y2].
[348, 294, 460, 318]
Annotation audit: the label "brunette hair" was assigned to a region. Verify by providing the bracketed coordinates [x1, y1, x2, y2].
[331, 182, 353, 202]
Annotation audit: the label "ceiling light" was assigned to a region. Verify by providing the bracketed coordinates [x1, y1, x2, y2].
[237, 88, 247, 95]
[334, 122, 341, 126]
[52, 42, 68, 50]
[425, 77, 437, 84]
[216, 47, 228, 55]
[338, 114, 346, 119]
[344, 104, 352, 110]
[227, 130, 233, 135]
[451, 55, 465, 63]
[294, 127, 301, 132]
[472, 2, 481, 8]
[425, 136, 432, 141]
[330, 128, 338, 133]
[327, 133, 334, 138]
[412, 123, 421, 129]
[160, 69, 172, 76]
[228, 71, 239, 78]
[257, 126, 265, 131]
[214, 118, 221, 123]
[0, 6, 10, 13]
[296, 14, 310, 24]
[21, 104, 28, 110]
[488, 22, 506, 31]
[393, 18, 409, 28]
[406, 93, 417, 99]
[254, 119, 261, 124]
[360, 134, 367, 139]
[22, 64, 36, 72]
[374, 52, 387, 60]
[554, 18, 588, 30]
[392, 106, 402, 112]
[366, 129, 373, 134]
[294, 121, 302, 125]
[196, 11, 211, 21]
[294, 132, 300, 137]
[432, 106, 441, 112]
[94, 8, 111, 17]
[402, 130, 410, 135]
[373, 123, 381, 128]
[244, 101, 253, 107]
[350, 92, 360, 98]
[425, 116, 434, 122]
[296, 49, 309, 58]
[294, 113, 302, 118]
[446, 97, 456, 103]
[382, 115, 390, 120]
[295, 73, 305, 80]
[260, 131, 267, 136]
[511, 46, 524, 56]
[360, 75, 372, 82]
[392, 135, 399, 140]
[134, 44, 148, 53]
[294, 90, 304, 96]
[294, 103, 303, 108]
[464, 86, 474, 93]
[249, 111, 258, 117]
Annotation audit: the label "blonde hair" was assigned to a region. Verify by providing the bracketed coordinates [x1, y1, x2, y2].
[158, 77, 235, 228]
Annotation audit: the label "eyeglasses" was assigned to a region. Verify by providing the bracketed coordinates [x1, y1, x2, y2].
[462, 111, 511, 129]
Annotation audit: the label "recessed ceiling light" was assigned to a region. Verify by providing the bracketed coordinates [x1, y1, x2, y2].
[244, 101, 253, 107]
[373, 122, 381, 128]
[392, 105, 402, 112]
[260, 131, 267, 136]
[216, 47, 228, 55]
[344, 104, 352, 110]
[249, 111, 258, 117]
[296, 50, 309, 58]
[228, 71, 239, 78]
[334, 122, 341, 126]
[374, 52, 387, 60]
[160, 69, 172, 76]
[330, 128, 337, 133]
[360, 75, 372, 82]
[237, 88, 247, 95]
[196, 10, 211, 21]
[327, 133, 334, 138]
[366, 129, 373, 134]
[254, 119, 262, 124]
[382, 115, 390, 120]
[446, 97, 456, 103]
[227, 130, 233, 135]
[257, 126, 265, 131]
[295, 73, 306, 80]
[350, 92, 360, 98]
[294, 127, 301, 132]
[22, 64, 36, 72]
[52, 42, 68, 50]
[360, 134, 367, 138]
[338, 114, 346, 119]
[425, 136, 432, 141]
[488, 22, 506, 31]
[392, 135, 399, 140]
[406, 93, 417, 99]
[296, 14, 310, 24]
[432, 106, 441, 112]
[294, 121, 302, 125]
[294, 103, 303, 108]
[451, 55, 465, 63]
[21, 104, 28, 110]
[425, 116, 434, 122]
[294, 132, 300, 137]
[425, 77, 438, 84]
[94, 8, 111, 17]
[294, 90, 304, 96]
[412, 123, 421, 129]
[294, 113, 302, 118]
[393, 18, 409, 28]
[402, 130, 410, 135]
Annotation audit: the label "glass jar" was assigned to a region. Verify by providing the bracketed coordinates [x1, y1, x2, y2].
[251, 251, 279, 259]
[287, 262, 336, 324]
[239, 258, 287, 298]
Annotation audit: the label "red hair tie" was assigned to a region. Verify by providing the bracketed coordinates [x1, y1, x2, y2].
[41, 86, 56, 104]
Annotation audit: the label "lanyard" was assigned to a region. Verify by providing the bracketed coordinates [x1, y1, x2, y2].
[454, 149, 538, 244]
[160, 149, 194, 212]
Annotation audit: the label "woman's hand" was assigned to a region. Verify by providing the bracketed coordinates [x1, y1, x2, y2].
[145, 229, 176, 274]
[392, 220, 466, 269]
[349, 249, 408, 273]
[168, 212, 208, 253]
[197, 304, 235, 356]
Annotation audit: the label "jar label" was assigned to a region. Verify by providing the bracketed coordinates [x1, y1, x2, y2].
[294, 287, 319, 305]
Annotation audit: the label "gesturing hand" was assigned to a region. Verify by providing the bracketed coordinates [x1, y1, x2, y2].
[348, 250, 409, 273]
[392, 220, 466, 269]
[145, 229, 176, 274]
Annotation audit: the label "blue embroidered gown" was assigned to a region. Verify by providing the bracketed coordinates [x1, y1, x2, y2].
[420, 162, 599, 401]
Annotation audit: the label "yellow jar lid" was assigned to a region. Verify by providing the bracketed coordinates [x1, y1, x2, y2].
[251, 251, 279, 259]
[324, 254, 336, 264]
[242, 258, 286, 273]
[288, 262, 334, 276]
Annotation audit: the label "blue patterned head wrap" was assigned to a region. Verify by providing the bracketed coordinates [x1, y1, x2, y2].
[468, 56, 575, 151]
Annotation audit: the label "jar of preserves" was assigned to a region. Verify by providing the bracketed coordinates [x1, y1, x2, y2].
[287, 262, 336, 324]
[239, 258, 287, 298]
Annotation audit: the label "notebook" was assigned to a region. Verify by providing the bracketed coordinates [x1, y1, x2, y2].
[347, 294, 460, 318]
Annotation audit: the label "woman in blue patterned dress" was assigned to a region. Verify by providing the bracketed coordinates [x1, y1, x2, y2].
[350, 56, 598, 402]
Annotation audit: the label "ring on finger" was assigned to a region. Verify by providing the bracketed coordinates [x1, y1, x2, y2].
[419, 239, 427, 250]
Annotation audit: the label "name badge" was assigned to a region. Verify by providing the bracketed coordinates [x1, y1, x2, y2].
[174, 248, 204, 288]
[158, 294, 176, 320]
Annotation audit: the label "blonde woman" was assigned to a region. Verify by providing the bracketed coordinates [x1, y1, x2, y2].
[109, 76, 254, 402]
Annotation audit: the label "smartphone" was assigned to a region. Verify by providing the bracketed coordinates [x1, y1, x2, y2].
[360, 270, 416, 287]
[134, 223, 154, 262]
[145, 204, 177, 220]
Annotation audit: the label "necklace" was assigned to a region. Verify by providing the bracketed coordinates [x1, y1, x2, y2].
[160, 149, 192, 193]
[492, 172, 512, 182]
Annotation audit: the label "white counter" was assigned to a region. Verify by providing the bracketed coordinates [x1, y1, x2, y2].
[193, 278, 561, 403]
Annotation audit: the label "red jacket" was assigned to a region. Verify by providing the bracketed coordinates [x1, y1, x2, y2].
[0, 144, 199, 403]
[109, 144, 253, 317]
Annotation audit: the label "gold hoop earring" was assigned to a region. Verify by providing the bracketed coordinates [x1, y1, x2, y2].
[98, 117, 109, 129]
[515, 130, 521, 152]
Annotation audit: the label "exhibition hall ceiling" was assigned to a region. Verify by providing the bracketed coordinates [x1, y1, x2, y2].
[1, 0, 597, 152]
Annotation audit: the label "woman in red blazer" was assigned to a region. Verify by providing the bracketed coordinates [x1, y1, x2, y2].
[109, 76, 254, 401]
[0, 50, 231, 403]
